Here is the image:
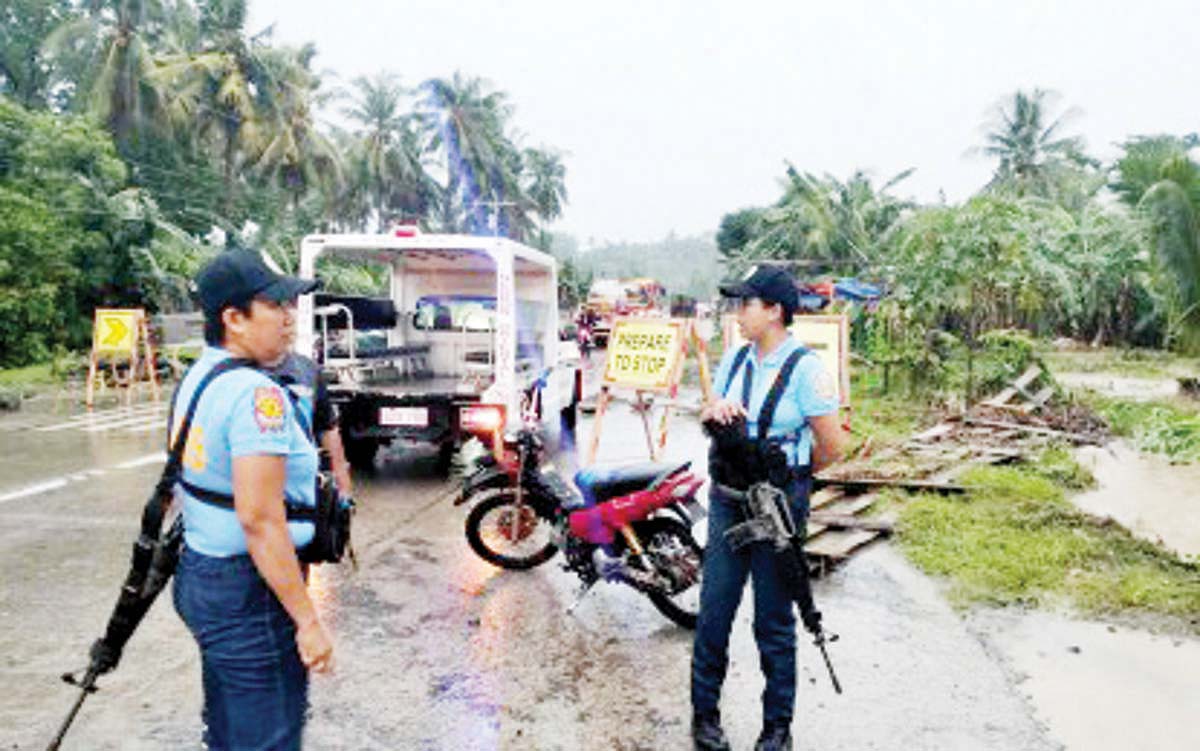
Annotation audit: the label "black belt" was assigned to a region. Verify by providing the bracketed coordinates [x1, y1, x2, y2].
[179, 479, 316, 522]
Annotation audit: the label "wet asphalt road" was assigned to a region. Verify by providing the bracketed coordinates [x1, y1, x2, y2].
[0, 390, 1059, 751]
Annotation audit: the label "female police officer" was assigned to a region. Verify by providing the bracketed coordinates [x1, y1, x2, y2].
[691, 265, 848, 751]
[171, 248, 332, 750]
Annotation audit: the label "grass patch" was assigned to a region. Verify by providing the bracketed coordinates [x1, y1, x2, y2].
[893, 464, 1200, 626]
[1085, 394, 1200, 464]
[0, 362, 57, 390]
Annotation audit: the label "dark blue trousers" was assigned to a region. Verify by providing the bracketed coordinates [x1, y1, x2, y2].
[691, 478, 810, 724]
[173, 547, 308, 751]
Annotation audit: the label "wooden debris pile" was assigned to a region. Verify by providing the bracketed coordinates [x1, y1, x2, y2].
[804, 363, 1111, 575]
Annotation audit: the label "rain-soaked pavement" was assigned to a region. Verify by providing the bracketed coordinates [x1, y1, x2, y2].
[1, 379, 1196, 750]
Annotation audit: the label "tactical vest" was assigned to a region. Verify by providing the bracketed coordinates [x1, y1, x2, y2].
[707, 342, 810, 490]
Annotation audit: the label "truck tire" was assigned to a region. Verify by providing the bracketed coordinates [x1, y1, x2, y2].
[345, 438, 378, 471]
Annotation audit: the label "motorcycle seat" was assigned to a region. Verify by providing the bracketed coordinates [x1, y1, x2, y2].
[574, 461, 690, 505]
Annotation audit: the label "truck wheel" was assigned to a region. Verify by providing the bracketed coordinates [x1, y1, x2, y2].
[345, 439, 378, 471]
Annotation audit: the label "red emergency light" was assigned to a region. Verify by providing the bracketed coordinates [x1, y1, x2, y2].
[393, 224, 420, 237]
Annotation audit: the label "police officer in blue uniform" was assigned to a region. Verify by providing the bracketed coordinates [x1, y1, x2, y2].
[171, 248, 331, 750]
[692, 265, 848, 751]
[273, 351, 354, 498]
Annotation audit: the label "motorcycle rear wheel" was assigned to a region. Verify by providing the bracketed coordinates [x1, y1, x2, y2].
[637, 517, 704, 629]
[464, 488, 559, 570]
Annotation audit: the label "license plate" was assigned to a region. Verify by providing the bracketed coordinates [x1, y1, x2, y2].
[379, 406, 428, 427]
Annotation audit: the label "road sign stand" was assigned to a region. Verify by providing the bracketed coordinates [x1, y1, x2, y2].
[585, 317, 699, 465]
[86, 309, 161, 409]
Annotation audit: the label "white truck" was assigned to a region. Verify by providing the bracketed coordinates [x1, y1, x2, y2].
[297, 230, 579, 475]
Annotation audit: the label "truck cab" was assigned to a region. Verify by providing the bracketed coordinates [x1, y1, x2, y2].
[296, 230, 578, 475]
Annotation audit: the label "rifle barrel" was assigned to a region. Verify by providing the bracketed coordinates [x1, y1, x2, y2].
[46, 670, 98, 751]
[816, 639, 843, 694]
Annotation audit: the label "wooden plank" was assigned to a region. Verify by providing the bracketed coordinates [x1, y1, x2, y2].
[982, 386, 1017, 407]
[909, 423, 955, 443]
[813, 476, 967, 493]
[1012, 365, 1043, 391]
[809, 488, 845, 510]
[818, 494, 879, 516]
[806, 529, 882, 559]
[807, 513, 894, 534]
[1029, 385, 1055, 407]
[962, 416, 1105, 445]
[804, 522, 828, 539]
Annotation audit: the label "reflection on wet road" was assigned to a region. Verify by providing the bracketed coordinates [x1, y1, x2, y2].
[0, 393, 1061, 750]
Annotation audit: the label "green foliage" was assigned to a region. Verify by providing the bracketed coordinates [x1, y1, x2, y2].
[1088, 395, 1200, 464]
[1112, 134, 1200, 352]
[0, 97, 168, 365]
[719, 166, 913, 273]
[896, 466, 1200, 620]
[0, 0, 74, 108]
[978, 88, 1097, 202]
[890, 195, 1155, 348]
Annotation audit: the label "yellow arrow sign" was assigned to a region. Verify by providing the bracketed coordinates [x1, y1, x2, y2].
[92, 309, 139, 355]
[101, 317, 129, 347]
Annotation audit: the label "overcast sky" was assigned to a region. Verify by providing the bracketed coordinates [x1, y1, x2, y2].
[248, 0, 1198, 246]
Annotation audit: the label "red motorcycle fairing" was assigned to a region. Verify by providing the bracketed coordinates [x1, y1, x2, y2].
[568, 472, 704, 544]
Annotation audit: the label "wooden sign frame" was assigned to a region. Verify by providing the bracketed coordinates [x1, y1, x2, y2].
[586, 317, 694, 465]
[86, 308, 161, 408]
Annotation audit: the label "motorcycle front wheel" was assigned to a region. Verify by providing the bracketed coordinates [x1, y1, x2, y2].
[637, 517, 704, 629]
[464, 488, 559, 570]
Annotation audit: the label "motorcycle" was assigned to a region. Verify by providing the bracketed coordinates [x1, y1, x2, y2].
[455, 376, 707, 628]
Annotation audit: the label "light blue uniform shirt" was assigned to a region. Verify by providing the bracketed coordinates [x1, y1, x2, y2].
[172, 346, 317, 557]
[712, 336, 840, 467]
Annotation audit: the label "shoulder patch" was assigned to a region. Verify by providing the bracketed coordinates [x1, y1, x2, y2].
[813, 368, 838, 402]
[253, 386, 287, 433]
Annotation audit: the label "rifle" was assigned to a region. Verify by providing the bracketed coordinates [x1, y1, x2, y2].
[47, 506, 183, 750]
[47, 359, 249, 750]
[724, 480, 843, 694]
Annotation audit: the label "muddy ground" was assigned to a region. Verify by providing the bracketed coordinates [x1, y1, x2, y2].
[1, 369, 1197, 749]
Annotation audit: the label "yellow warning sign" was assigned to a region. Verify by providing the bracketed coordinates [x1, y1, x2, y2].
[603, 318, 686, 391]
[92, 309, 139, 355]
[721, 313, 850, 406]
[789, 315, 850, 406]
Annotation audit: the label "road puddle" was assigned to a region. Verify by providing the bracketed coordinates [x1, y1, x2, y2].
[1056, 372, 1180, 399]
[1073, 440, 1200, 559]
[973, 608, 1200, 751]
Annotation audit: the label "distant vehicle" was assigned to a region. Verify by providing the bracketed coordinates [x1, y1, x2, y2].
[296, 229, 580, 475]
[582, 277, 667, 346]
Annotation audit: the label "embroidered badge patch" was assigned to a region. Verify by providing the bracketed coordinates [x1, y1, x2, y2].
[814, 369, 838, 402]
[253, 386, 287, 432]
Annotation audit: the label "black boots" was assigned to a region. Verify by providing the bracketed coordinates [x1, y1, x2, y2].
[753, 720, 793, 751]
[692, 711, 732, 751]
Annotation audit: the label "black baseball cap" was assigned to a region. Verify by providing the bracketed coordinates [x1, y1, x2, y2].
[718, 264, 799, 313]
[196, 248, 320, 314]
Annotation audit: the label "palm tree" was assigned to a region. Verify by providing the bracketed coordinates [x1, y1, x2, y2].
[419, 72, 517, 234]
[43, 0, 171, 145]
[522, 147, 567, 221]
[251, 43, 342, 209]
[978, 88, 1086, 197]
[1114, 135, 1200, 349]
[151, 0, 271, 213]
[739, 165, 912, 272]
[342, 72, 433, 230]
[0, 0, 76, 109]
